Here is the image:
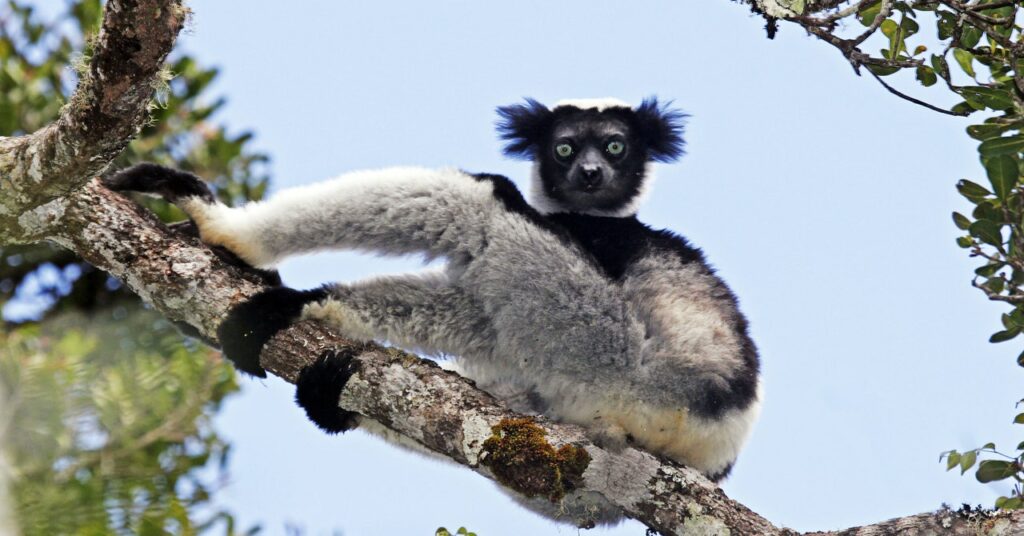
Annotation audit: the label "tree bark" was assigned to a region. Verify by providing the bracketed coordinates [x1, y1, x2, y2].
[4, 1, 1024, 534]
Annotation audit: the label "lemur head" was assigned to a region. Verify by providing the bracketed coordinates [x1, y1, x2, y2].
[497, 97, 685, 217]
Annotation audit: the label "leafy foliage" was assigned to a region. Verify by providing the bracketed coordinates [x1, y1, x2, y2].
[0, 0, 271, 532]
[1, 311, 255, 535]
[0, 0, 269, 321]
[766, 0, 1024, 510]
[436, 527, 479, 536]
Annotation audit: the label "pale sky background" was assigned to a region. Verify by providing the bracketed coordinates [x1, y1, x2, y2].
[27, 0, 1024, 534]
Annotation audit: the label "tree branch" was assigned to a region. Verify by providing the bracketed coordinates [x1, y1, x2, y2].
[0, 0, 187, 244]
[54, 180, 785, 534]
[868, 69, 972, 116]
[57, 181, 1024, 534]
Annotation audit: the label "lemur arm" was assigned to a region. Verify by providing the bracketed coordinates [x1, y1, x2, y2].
[105, 164, 499, 268]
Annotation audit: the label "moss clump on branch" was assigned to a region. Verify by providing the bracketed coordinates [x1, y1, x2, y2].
[480, 417, 590, 501]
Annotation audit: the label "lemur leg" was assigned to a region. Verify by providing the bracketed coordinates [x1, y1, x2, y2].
[302, 271, 495, 359]
[294, 271, 496, 432]
[103, 164, 282, 285]
[105, 164, 504, 378]
[215, 270, 495, 378]
[105, 164, 499, 268]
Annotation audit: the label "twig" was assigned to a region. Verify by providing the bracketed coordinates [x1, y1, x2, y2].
[972, 278, 1024, 303]
[965, 0, 1018, 12]
[796, 0, 876, 26]
[852, 0, 893, 46]
[867, 68, 971, 115]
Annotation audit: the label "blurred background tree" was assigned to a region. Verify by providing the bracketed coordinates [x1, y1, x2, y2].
[0, 0, 270, 533]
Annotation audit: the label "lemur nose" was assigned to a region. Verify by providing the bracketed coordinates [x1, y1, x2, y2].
[581, 167, 602, 185]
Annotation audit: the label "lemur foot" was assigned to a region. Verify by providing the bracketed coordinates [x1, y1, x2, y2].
[217, 286, 329, 377]
[295, 348, 361, 434]
[103, 163, 215, 203]
[109, 165, 283, 287]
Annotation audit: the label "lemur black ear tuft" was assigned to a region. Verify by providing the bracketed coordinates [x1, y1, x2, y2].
[496, 98, 554, 160]
[634, 97, 687, 163]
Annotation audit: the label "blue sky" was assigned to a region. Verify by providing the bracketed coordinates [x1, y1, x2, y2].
[86, 1, 1024, 534]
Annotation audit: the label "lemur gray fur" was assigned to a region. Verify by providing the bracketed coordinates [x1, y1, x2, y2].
[105, 97, 761, 488]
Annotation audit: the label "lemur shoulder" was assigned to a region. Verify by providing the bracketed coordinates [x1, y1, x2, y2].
[106, 96, 762, 490]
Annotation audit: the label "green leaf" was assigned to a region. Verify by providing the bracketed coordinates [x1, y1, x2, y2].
[937, 11, 956, 39]
[946, 451, 962, 470]
[976, 263, 1003, 277]
[1003, 314, 1016, 329]
[976, 459, 1018, 482]
[983, 442, 996, 450]
[858, 1, 882, 26]
[986, 277, 1006, 294]
[880, 19, 898, 38]
[916, 66, 937, 87]
[1017, 440, 1024, 450]
[990, 328, 1019, 343]
[951, 101, 977, 115]
[967, 124, 1011, 141]
[1015, 413, 1024, 424]
[956, 236, 975, 248]
[962, 87, 1015, 111]
[996, 496, 1024, 509]
[931, 54, 950, 79]
[979, 136, 1024, 157]
[960, 25, 982, 48]
[957, 179, 992, 199]
[954, 49, 977, 78]
[961, 92, 988, 111]
[867, 63, 900, 77]
[1017, 350, 1024, 368]
[961, 450, 978, 474]
[970, 220, 1003, 246]
[972, 201, 1003, 223]
[900, 16, 919, 38]
[984, 155, 1019, 200]
[953, 212, 972, 230]
[1013, 309, 1024, 327]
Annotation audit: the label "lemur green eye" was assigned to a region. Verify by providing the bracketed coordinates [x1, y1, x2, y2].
[606, 141, 625, 155]
[555, 144, 573, 158]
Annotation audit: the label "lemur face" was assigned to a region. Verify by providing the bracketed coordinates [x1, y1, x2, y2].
[497, 97, 686, 216]
[539, 110, 647, 213]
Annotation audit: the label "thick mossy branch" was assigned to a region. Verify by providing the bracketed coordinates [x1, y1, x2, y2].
[480, 417, 591, 502]
[0, 0, 187, 243]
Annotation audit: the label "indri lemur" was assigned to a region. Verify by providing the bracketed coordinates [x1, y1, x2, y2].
[106, 97, 761, 486]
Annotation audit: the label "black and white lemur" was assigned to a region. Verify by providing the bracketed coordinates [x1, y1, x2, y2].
[107, 96, 761, 489]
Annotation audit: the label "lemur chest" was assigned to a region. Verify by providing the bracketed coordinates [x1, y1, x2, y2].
[543, 213, 706, 281]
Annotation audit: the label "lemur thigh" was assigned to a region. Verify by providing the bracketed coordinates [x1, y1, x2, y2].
[177, 167, 499, 268]
[303, 271, 496, 359]
[459, 214, 645, 390]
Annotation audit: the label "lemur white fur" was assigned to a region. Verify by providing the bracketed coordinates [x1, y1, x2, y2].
[554, 97, 631, 111]
[110, 98, 762, 520]
[528, 162, 656, 218]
